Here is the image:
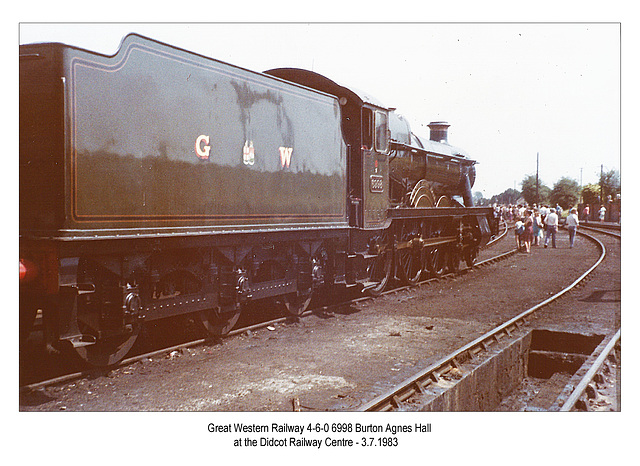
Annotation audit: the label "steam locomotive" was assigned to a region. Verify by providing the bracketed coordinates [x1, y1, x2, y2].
[19, 34, 496, 366]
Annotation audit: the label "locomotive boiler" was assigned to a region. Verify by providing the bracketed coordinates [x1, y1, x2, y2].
[20, 34, 495, 366]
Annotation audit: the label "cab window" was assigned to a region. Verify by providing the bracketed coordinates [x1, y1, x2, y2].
[362, 108, 373, 150]
[374, 111, 389, 153]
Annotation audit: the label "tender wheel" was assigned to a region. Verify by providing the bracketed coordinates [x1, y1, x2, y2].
[199, 305, 242, 337]
[365, 245, 393, 296]
[73, 325, 141, 367]
[72, 288, 144, 367]
[68, 259, 147, 367]
[278, 291, 313, 318]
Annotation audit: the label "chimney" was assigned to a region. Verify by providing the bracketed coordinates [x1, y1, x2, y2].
[428, 121, 450, 143]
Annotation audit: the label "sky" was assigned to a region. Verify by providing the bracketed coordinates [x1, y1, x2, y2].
[18, 22, 621, 200]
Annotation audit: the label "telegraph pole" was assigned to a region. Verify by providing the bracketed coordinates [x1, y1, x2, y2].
[600, 164, 604, 203]
[580, 167, 583, 203]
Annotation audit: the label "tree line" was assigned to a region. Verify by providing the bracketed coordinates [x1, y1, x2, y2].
[474, 169, 620, 209]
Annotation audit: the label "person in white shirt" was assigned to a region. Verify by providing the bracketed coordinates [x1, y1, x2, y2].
[540, 205, 549, 218]
[544, 209, 559, 248]
[599, 205, 606, 222]
[565, 208, 579, 248]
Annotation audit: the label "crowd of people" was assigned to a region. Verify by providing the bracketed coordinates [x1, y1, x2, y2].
[492, 203, 581, 253]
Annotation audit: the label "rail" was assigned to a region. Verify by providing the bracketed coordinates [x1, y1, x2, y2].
[579, 224, 621, 239]
[559, 329, 620, 411]
[358, 228, 607, 411]
[485, 218, 509, 247]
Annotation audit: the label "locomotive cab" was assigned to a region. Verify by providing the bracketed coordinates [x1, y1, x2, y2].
[358, 104, 390, 230]
[265, 67, 494, 288]
[264, 68, 391, 231]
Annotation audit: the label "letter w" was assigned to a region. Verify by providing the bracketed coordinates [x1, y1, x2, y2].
[279, 147, 293, 168]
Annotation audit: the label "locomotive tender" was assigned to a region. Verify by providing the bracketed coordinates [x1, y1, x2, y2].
[20, 34, 496, 366]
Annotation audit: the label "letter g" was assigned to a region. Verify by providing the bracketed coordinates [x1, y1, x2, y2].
[196, 134, 211, 159]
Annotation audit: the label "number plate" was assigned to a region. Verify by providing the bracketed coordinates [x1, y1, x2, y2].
[369, 175, 384, 193]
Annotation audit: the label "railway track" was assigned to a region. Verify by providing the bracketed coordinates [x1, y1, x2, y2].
[557, 329, 620, 411]
[21, 222, 618, 412]
[579, 224, 621, 239]
[20, 222, 512, 393]
[581, 221, 620, 231]
[358, 227, 615, 412]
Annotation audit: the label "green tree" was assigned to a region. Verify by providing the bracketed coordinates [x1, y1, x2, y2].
[539, 185, 551, 205]
[581, 183, 600, 205]
[490, 188, 520, 205]
[599, 169, 620, 201]
[520, 174, 550, 206]
[550, 177, 580, 209]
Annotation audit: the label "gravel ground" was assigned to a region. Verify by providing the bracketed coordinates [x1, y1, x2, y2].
[19, 227, 619, 412]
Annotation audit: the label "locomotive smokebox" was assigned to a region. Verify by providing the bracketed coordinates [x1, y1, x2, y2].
[428, 121, 450, 143]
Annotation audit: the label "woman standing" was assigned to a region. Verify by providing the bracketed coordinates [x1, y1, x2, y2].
[521, 211, 534, 253]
